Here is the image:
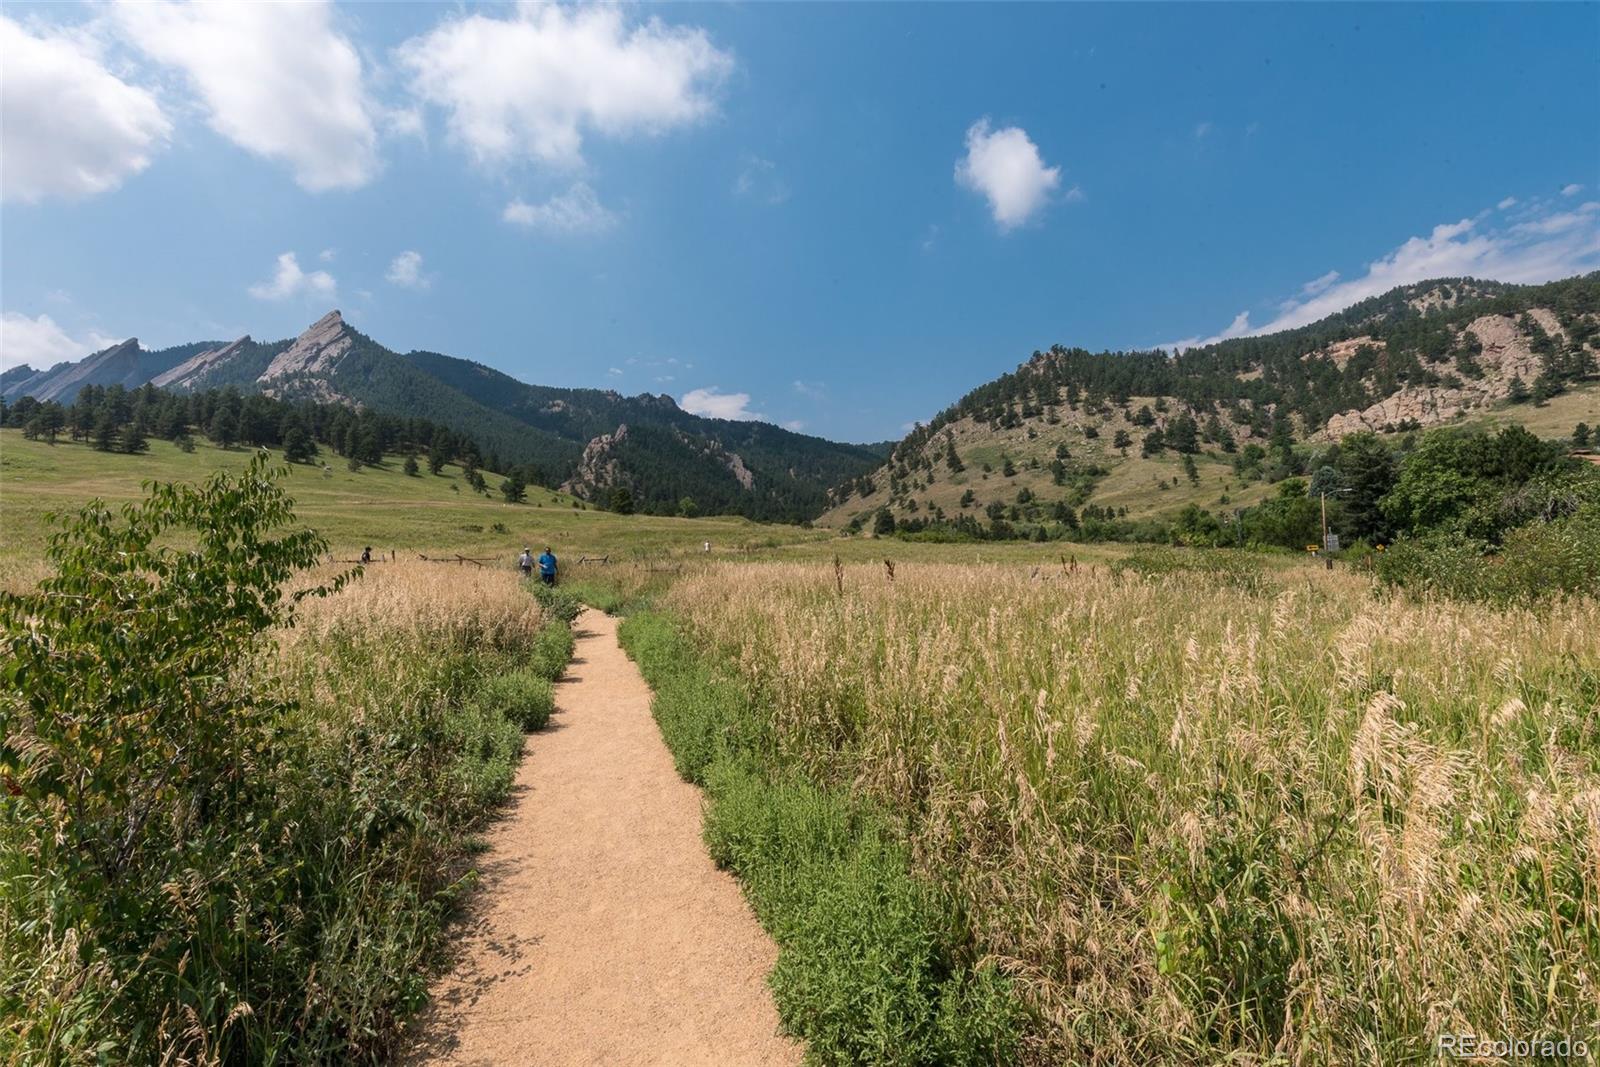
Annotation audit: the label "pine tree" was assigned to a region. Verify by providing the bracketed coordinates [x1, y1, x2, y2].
[120, 420, 148, 454]
[1574, 422, 1591, 448]
[403, 454, 420, 476]
[208, 409, 238, 450]
[92, 412, 119, 452]
[281, 427, 312, 463]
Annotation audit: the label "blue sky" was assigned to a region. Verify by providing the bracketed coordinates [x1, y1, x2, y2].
[3, 2, 1597, 442]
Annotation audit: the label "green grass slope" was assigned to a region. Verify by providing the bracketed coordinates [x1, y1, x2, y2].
[0, 430, 831, 590]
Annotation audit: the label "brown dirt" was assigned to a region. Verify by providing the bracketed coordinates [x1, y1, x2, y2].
[402, 610, 800, 1066]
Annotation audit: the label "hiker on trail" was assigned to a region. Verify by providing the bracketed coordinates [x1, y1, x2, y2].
[360, 546, 372, 564]
[518, 547, 534, 577]
[537, 546, 558, 586]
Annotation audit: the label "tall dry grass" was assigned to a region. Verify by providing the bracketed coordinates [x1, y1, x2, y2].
[665, 561, 1600, 1064]
[284, 562, 545, 655]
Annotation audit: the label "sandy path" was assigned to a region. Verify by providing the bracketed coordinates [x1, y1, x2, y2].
[403, 610, 799, 1067]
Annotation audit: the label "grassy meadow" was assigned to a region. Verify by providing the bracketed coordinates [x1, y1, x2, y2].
[642, 559, 1600, 1064]
[0, 428, 1152, 593]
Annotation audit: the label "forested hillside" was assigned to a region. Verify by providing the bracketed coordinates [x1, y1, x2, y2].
[826, 274, 1600, 537]
[2, 311, 883, 522]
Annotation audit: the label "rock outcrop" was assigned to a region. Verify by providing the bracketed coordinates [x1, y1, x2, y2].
[1325, 309, 1570, 437]
[561, 424, 629, 496]
[151, 335, 251, 389]
[260, 311, 352, 382]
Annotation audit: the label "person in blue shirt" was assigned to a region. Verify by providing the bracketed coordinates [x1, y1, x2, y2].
[537, 546, 558, 586]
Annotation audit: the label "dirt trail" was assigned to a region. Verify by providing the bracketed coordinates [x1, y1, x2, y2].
[404, 610, 799, 1067]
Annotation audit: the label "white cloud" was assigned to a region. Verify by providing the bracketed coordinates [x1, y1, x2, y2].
[783, 420, 806, 432]
[734, 155, 789, 205]
[398, 5, 731, 170]
[319, 248, 337, 262]
[1497, 196, 1518, 211]
[1162, 310, 1254, 352]
[0, 312, 121, 372]
[1300, 270, 1340, 296]
[607, 367, 623, 377]
[503, 183, 619, 234]
[792, 379, 826, 400]
[1164, 198, 1600, 349]
[248, 252, 337, 301]
[1562, 183, 1583, 197]
[385, 250, 429, 289]
[1194, 121, 1213, 139]
[680, 386, 760, 421]
[954, 119, 1061, 231]
[113, 0, 379, 191]
[0, 16, 171, 203]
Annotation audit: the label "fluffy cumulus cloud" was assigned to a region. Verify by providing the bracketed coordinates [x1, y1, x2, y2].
[398, 5, 732, 170]
[0, 312, 121, 372]
[680, 386, 760, 421]
[385, 250, 429, 289]
[503, 183, 618, 234]
[0, 16, 171, 203]
[248, 252, 337, 301]
[113, 0, 379, 191]
[1164, 197, 1600, 350]
[955, 119, 1062, 231]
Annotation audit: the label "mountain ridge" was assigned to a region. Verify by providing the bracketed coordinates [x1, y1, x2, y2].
[1, 309, 883, 522]
[822, 273, 1600, 530]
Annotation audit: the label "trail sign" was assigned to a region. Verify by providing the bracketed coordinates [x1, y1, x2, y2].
[1324, 533, 1340, 552]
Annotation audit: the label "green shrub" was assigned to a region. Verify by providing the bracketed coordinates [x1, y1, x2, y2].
[474, 669, 556, 731]
[1376, 508, 1600, 603]
[530, 582, 584, 624]
[528, 620, 575, 681]
[619, 612, 1023, 1064]
[0, 456, 535, 1062]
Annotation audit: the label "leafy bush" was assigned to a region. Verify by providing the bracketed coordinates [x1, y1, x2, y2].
[530, 582, 585, 624]
[474, 669, 557, 731]
[528, 620, 576, 681]
[1376, 507, 1600, 603]
[0, 456, 536, 1062]
[619, 612, 1022, 1064]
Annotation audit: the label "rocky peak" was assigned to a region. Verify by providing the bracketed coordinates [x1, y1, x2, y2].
[150, 334, 252, 389]
[560, 424, 629, 497]
[260, 310, 351, 382]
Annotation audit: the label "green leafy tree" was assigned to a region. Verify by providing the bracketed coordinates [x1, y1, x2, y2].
[608, 486, 635, 514]
[873, 507, 896, 536]
[677, 496, 699, 518]
[0, 455, 345, 1060]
